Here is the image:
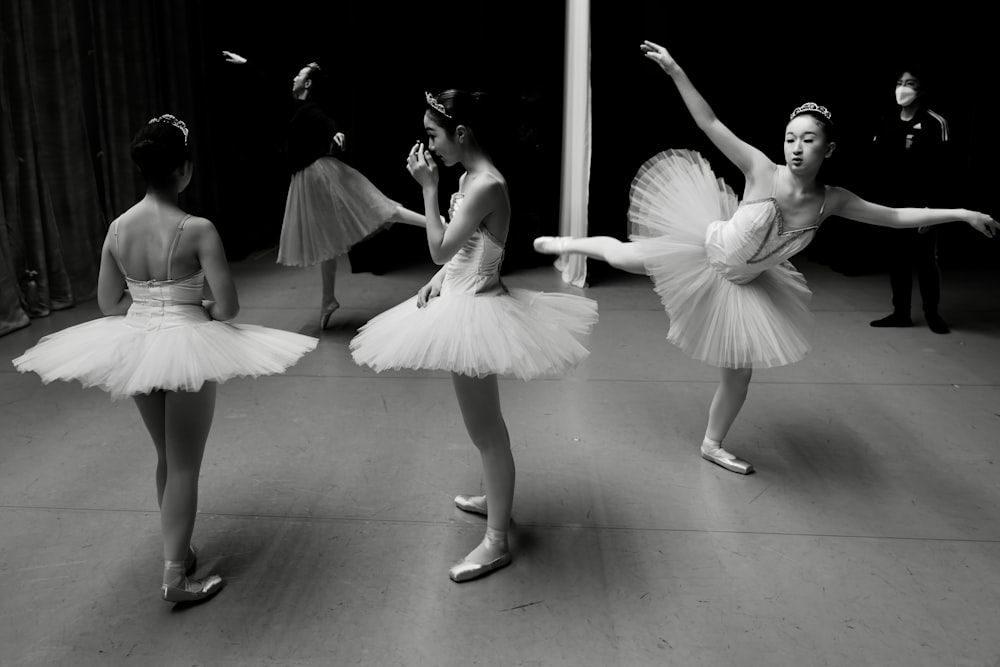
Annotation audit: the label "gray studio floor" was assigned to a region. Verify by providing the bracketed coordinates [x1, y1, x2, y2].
[2, 247, 999, 667]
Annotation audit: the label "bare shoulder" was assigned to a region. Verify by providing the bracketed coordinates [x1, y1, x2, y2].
[823, 185, 854, 212]
[113, 202, 146, 226]
[183, 215, 219, 235]
[466, 170, 508, 201]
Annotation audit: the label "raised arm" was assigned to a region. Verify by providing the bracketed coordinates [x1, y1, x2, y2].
[827, 187, 999, 237]
[641, 40, 772, 176]
[406, 143, 504, 264]
[191, 217, 240, 320]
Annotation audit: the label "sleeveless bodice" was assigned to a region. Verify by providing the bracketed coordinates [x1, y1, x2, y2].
[441, 193, 507, 296]
[704, 176, 825, 285]
[114, 215, 211, 329]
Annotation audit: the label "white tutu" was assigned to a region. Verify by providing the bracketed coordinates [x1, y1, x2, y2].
[13, 308, 318, 400]
[350, 288, 598, 381]
[629, 149, 815, 369]
[278, 156, 399, 267]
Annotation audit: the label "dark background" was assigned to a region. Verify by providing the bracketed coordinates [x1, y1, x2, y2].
[196, 2, 997, 276]
[202, 1, 567, 272]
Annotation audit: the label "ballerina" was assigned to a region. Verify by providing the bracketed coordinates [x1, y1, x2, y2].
[351, 90, 598, 581]
[13, 114, 318, 602]
[535, 40, 998, 474]
[223, 51, 427, 329]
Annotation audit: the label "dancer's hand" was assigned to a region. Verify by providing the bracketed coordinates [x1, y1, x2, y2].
[640, 40, 680, 75]
[406, 141, 438, 189]
[417, 281, 441, 308]
[221, 51, 247, 65]
[332, 132, 346, 152]
[965, 210, 1000, 238]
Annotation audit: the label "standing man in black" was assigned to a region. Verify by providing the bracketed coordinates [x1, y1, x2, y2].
[869, 66, 954, 334]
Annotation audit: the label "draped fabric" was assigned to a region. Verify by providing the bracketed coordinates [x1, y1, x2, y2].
[0, 0, 220, 337]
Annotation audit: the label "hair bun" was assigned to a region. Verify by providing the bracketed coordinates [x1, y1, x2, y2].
[130, 139, 168, 170]
[129, 121, 190, 183]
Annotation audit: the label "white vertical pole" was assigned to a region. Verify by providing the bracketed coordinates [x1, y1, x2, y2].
[556, 0, 590, 288]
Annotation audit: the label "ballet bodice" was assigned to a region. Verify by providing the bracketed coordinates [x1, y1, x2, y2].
[114, 216, 211, 328]
[442, 193, 508, 296]
[705, 193, 823, 285]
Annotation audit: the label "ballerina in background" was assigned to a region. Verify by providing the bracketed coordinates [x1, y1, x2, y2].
[535, 40, 998, 475]
[223, 51, 426, 329]
[13, 114, 318, 603]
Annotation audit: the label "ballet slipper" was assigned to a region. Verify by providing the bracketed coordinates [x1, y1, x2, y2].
[454, 494, 488, 517]
[448, 551, 512, 583]
[448, 528, 511, 583]
[532, 236, 571, 255]
[161, 575, 225, 603]
[700, 439, 754, 475]
[162, 559, 225, 604]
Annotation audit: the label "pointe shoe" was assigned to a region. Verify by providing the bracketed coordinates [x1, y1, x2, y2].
[454, 494, 488, 517]
[701, 442, 754, 475]
[533, 236, 570, 255]
[161, 574, 225, 604]
[449, 551, 512, 583]
[320, 301, 340, 330]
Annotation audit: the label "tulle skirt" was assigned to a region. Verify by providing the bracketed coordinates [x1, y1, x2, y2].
[12, 305, 318, 400]
[350, 288, 598, 381]
[629, 149, 814, 369]
[277, 156, 399, 267]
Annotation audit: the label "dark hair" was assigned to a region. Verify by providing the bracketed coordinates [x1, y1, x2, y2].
[130, 115, 191, 186]
[303, 62, 332, 106]
[789, 107, 837, 144]
[894, 63, 930, 89]
[425, 89, 502, 157]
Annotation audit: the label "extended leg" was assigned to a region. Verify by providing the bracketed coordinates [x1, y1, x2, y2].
[534, 236, 647, 275]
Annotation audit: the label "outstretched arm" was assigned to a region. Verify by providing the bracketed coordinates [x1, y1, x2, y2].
[828, 187, 999, 237]
[641, 40, 772, 176]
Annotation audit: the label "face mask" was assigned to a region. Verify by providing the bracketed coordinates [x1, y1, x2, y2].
[895, 85, 917, 107]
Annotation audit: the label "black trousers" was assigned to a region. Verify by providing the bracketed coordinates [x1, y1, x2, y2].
[886, 227, 941, 315]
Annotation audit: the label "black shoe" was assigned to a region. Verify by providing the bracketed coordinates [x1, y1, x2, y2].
[925, 313, 950, 334]
[870, 313, 913, 328]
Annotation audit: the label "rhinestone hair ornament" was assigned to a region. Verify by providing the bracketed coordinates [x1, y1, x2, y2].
[148, 114, 189, 145]
[790, 102, 832, 122]
[425, 92, 453, 119]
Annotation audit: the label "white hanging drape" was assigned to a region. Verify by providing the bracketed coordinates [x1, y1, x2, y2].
[555, 0, 591, 288]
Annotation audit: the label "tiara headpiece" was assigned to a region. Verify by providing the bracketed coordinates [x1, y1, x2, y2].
[790, 102, 832, 122]
[425, 92, 452, 119]
[148, 114, 189, 145]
